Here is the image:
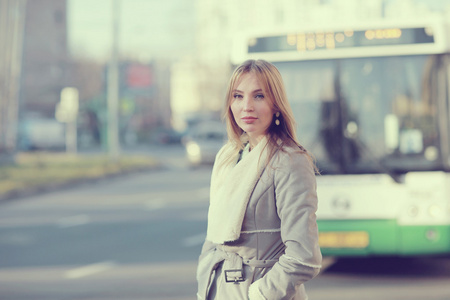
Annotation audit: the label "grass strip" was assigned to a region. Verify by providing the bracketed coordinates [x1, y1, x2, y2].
[0, 152, 160, 199]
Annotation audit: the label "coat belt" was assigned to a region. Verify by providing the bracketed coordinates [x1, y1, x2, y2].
[215, 245, 279, 268]
[197, 246, 279, 299]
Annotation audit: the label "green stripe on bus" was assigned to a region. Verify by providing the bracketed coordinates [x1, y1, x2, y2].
[318, 220, 450, 256]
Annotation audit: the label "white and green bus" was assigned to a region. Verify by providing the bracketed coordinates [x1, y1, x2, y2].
[231, 18, 450, 257]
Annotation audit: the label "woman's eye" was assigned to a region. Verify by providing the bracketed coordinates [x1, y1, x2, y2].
[233, 94, 243, 99]
[255, 94, 265, 99]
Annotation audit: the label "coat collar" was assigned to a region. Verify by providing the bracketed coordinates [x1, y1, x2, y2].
[206, 137, 269, 244]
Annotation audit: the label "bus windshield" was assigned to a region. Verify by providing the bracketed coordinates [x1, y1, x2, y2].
[276, 55, 442, 175]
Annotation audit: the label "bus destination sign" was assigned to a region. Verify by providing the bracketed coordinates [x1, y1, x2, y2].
[247, 27, 435, 53]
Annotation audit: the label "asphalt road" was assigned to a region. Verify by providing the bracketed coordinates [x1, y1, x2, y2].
[0, 144, 449, 300]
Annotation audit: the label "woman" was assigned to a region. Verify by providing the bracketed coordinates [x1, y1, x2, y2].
[197, 59, 322, 300]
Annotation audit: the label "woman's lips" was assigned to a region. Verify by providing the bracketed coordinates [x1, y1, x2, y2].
[242, 116, 257, 124]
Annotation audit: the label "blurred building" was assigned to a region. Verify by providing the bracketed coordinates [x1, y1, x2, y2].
[75, 59, 173, 147]
[118, 60, 172, 144]
[0, 0, 26, 153]
[19, 0, 69, 119]
[67, 0, 188, 146]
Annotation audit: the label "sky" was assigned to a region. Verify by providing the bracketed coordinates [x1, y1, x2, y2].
[67, 0, 197, 62]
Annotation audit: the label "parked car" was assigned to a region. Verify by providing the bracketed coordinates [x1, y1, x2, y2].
[183, 121, 226, 166]
[17, 117, 65, 151]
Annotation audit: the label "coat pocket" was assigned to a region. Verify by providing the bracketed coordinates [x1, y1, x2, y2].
[197, 248, 223, 300]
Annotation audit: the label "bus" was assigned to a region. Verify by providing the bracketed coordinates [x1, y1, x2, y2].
[231, 18, 450, 257]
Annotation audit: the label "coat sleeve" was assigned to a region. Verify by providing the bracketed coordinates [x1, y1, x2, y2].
[200, 239, 216, 256]
[249, 152, 322, 300]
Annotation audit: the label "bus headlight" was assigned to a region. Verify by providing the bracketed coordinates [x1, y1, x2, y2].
[428, 204, 443, 218]
[400, 203, 447, 225]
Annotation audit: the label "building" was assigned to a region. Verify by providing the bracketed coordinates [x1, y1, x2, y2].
[19, 0, 69, 118]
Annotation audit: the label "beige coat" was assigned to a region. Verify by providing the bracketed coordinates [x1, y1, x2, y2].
[197, 142, 322, 300]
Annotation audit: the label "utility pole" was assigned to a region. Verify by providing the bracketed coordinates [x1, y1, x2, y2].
[107, 0, 120, 160]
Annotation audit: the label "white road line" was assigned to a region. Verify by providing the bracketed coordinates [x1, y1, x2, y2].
[196, 187, 210, 199]
[183, 211, 208, 221]
[65, 261, 116, 279]
[182, 233, 206, 247]
[57, 214, 90, 228]
[145, 198, 166, 210]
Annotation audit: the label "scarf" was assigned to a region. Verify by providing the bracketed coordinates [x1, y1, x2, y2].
[206, 137, 269, 244]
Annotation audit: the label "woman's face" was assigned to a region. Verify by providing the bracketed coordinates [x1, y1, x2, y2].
[230, 72, 275, 144]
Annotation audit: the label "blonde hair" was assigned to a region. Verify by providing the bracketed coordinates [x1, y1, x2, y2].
[223, 59, 317, 171]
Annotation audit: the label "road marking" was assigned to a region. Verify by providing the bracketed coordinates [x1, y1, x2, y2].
[65, 261, 116, 279]
[57, 214, 90, 228]
[0, 233, 35, 246]
[196, 187, 210, 199]
[145, 198, 166, 210]
[183, 211, 208, 221]
[182, 232, 206, 247]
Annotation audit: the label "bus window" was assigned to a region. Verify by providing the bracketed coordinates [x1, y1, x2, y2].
[340, 55, 441, 173]
[277, 60, 342, 173]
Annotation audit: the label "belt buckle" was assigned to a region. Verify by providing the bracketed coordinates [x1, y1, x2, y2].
[224, 269, 245, 284]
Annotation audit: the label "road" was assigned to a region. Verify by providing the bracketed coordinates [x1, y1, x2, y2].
[0, 144, 449, 300]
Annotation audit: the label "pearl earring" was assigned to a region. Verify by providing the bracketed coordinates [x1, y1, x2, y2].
[275, 112, 280, 126]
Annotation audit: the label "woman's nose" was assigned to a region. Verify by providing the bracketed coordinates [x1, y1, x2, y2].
[243, 98, 254, 111]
